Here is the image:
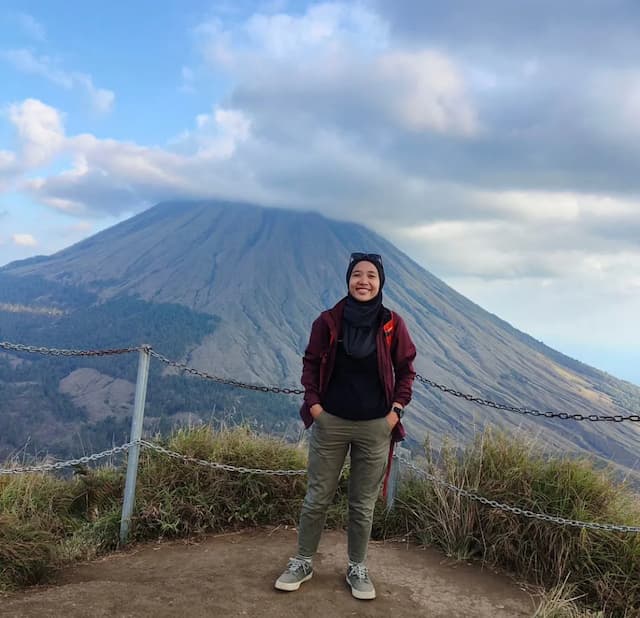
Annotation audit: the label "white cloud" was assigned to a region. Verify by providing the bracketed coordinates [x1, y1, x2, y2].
[195, 19, 236, 69]
[73, 73, 115, 114]
[0, 150, 17, 173]
[479, 189, 638, 223]
[8, 98, 65, 167]
[396, 188, 640, 282]
[0, 150, 18, 191]
[197, 2, 388, 71]
[244, 3, 388, 59]
[377, 50, 479, 135]
[398, 219, 551, 278]
[189, 107, 252, 157]
[1, 49, 114, 113]
[7, 102, 255, 216]
[12, 233, 37, 247]
[2, 49, 70, 86]
[15, 12, 46, 41]
[5, 95, 636, 296]
[195, 3, 476, 137]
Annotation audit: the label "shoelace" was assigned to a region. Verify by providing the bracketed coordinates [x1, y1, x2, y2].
[348, 563, 369, 580]
[287, 557, 310, 573]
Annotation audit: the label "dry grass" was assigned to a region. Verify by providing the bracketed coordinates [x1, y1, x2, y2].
[0, 514, 56, 589]
[2, 425, 640, 615]
[374, 429, 640, 615]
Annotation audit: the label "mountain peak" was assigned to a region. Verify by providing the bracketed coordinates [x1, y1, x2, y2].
[2, 199, 640, 472]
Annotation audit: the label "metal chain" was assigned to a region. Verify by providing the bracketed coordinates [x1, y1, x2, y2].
[2, 339, 639, 423]
[148, 349, 304, 395]
[0, 441, 139, 475]
[3, 435, 637, 532]
[0, 341, 140, 357]
[395, 454, 640, 533]
[416, 374, 640, 423]
[140, 440, 307, 476]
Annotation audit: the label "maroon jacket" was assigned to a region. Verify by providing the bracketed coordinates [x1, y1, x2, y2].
[299, 297, 417, 444]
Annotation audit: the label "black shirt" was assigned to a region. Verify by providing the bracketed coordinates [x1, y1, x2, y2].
[323, 341, 387, 421]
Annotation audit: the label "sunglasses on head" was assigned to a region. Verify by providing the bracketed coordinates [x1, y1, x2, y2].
[350, 252, 383, 265]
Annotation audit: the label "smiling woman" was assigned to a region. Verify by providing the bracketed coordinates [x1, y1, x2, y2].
[275, 251, 417, 601]
[347, 256, 381, 301]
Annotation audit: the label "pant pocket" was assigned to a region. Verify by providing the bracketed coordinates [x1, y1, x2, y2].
[380, 416, 392, 436]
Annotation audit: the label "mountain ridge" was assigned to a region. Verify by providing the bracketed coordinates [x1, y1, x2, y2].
[1, 200, 639, 471]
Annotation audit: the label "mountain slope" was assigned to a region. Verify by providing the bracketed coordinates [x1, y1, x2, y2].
[2, 200, 640, 469]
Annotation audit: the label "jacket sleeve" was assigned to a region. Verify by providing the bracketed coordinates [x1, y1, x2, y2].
[301, 315, 329, 408]
[391, 314, 417, 406]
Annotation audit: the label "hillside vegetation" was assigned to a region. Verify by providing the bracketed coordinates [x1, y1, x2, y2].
[0, 291, 299, 459]
[1, 426, 639, 616]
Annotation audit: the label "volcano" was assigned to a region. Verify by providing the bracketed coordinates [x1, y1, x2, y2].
[1, 200, 639, 471]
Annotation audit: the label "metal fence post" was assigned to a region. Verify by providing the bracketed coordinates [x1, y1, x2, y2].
[119, 345, 151, 545]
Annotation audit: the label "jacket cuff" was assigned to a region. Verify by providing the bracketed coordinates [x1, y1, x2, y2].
[392, 395, 411, 408]
[305, 394, 321, 407]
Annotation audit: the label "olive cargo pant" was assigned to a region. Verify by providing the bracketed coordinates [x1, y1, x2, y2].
[297, 411, 391, 564]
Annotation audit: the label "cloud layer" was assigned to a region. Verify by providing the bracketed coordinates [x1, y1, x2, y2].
[1, 2, 640, 362]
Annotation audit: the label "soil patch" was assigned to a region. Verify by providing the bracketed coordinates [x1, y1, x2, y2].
[1, 528, 537, 617]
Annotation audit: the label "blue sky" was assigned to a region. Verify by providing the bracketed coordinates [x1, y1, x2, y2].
[1, 1, 639, 386]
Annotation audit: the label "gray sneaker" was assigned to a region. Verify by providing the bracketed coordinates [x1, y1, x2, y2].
[346, 563, 376, 600]
[274, 557, 313, 591]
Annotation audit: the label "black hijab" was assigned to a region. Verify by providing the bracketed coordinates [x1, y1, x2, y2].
[342, 257, 385, 358]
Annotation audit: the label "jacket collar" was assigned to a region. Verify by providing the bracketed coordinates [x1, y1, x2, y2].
[323, 297, 346, 335]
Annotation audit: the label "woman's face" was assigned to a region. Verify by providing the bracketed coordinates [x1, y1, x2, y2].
[348, 260, 380, 302]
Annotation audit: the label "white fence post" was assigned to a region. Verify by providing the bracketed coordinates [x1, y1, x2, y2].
[119, 345, 151, 545]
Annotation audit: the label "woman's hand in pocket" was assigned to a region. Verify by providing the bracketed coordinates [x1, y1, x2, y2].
[385, 411, 398, 431]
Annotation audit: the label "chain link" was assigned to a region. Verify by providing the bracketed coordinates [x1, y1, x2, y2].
[140, 440, 307, 476]
[416, 374, 640, 423]
[148, 349, 304, 395]
[2, 339, 638, 423]
[0, 441, 139, 475]
[0, 340, 140, 357]
[395, 454, 640, 533]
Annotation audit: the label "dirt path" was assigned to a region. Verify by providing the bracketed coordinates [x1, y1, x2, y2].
[1, 528, 538, 617]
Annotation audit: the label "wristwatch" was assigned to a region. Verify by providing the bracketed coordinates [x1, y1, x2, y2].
[392, 405, 404, 419]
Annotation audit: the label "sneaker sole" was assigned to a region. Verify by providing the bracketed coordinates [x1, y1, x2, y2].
[274, 572, 313, 591]
[346, 576, 376, 600]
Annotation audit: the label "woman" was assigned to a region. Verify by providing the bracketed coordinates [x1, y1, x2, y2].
[275, 252, 416, 600]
